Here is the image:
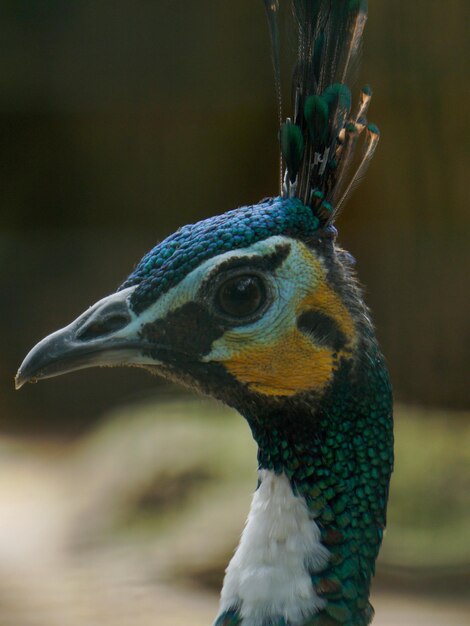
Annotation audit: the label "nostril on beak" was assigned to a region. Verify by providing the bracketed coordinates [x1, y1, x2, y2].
[76, 314, 130, 341]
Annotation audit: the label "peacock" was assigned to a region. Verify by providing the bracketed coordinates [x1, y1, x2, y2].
[16, 1, 393, 625]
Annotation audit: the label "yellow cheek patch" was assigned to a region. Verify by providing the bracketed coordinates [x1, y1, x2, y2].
[224, 328, 335, 396]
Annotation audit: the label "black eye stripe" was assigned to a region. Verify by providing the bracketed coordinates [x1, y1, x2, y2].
[139, 302, 225, 359]
[297, 310, 348, 353]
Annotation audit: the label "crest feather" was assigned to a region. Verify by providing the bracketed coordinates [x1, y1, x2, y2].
[264, 0, 380, 226]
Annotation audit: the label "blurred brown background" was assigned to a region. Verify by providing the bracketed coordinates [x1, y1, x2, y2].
[1, 0, 468, 435]
[0, 2, 469, 625]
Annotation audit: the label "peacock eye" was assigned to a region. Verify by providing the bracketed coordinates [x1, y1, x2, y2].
[216, 274, 266, 319]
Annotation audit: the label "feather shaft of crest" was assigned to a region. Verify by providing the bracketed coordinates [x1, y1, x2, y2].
[340, 1, 368, 84]
[336, 123, 380, 213]
[263, 0, 283, 194]
[355, 85, 372, 125]
[262, 0, 379, 226]
[332, 123, 359, 207]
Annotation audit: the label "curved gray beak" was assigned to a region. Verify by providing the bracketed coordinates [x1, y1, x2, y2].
[15, 286, 151, 389]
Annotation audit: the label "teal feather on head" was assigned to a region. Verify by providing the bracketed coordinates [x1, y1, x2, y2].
[280, 121, 305, 183]
[366, 123, 380, 136]
[322, 84, 352, 113]
[304, 95, 329, 144]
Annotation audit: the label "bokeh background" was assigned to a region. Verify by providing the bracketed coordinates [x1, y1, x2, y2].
[0, 2, 469, 625]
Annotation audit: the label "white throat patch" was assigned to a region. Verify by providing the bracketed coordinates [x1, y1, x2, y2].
[218, 470, 329, 626]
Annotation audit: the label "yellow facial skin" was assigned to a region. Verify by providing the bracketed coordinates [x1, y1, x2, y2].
[219, 243, 357, 397]
[224, 329, 335, 396]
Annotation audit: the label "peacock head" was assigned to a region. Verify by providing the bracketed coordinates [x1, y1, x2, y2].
[16, 196, 362, 416]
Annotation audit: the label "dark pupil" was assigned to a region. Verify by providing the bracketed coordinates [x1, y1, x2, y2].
[217, 275, 264, 318]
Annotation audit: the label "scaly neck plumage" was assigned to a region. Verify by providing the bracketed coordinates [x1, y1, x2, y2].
[215, 348, 393, 626]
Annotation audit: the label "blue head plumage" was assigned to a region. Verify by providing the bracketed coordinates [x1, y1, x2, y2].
[121, 197, 320, 314]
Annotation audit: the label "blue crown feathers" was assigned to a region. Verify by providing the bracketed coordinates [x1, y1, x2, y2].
[121, 197, 319, 313]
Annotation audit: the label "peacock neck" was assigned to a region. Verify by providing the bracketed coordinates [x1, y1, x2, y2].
[216, 349, 393, 626]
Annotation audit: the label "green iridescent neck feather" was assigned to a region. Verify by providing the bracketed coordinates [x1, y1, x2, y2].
[254, 352, 392, 626]
[217, 342, 393, 626]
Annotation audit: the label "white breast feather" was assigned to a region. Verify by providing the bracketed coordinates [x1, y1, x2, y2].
[218, 470, 329, 626]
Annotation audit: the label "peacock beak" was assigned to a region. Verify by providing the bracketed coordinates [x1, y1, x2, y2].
[15, 286, 156, 389]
